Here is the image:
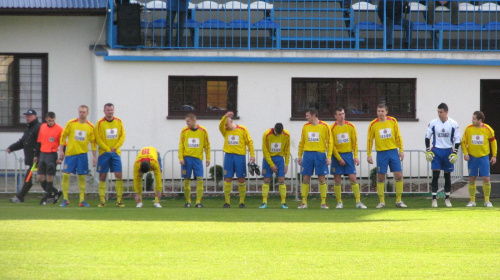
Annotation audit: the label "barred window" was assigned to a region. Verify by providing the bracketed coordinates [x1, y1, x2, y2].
[168, 76, 238, 118]
[291, 78, 416, 120]
[0, 54, 48, 131]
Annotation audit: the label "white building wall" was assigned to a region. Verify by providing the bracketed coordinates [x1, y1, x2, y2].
[0, 15, 105, 150]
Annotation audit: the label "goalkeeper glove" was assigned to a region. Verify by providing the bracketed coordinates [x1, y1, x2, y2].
[449, 149, 458, 164]
[425, 148, 435, 162]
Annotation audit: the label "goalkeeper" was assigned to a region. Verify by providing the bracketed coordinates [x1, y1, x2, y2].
[425, 103, 461, 208]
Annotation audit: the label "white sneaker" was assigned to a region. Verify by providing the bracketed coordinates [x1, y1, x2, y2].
[376, 202, 386, 209]
[136, 202, 143, 208]
[297, 203, 308, 209]
[356, 202, 367, 209]
[466, 201, 476, 207]
[336, 202, 343, 209]
[431, 199, 438, 208]
[444, 199, 452, 208]
[395, 201, 408, 208]
[153, 202, 162, 208]
[484, 201, 493, 207]
[321, 204, 329, 209]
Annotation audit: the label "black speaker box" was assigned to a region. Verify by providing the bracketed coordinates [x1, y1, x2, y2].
[116, 3, 142, 46]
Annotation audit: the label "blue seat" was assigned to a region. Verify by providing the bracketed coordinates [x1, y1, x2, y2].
[253, 19, 280, 29]
[483, 21, 500, 30]
[355, 21, 383, 31]
[184, 19, 202, 28]
[434, 22, 459, 31]
[412, 21, 433, 31]
[151, 19, 168, 28]
[458, 22, 483, 31]
[202, 19, 227, 28]
[227, 19, 250, 29]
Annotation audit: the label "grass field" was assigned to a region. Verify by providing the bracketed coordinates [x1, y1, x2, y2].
[0, 195, 499, 280]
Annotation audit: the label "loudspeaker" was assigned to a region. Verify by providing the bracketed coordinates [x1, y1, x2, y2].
[116, 4, 142, 46]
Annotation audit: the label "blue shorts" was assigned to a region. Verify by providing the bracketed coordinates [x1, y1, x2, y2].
[376, 149, 402, 174]
[301, 151, 329, 176]
[63, 153, 89, 175]
[181, 156, 203, 179]
[96, 152, 122, 173]
[223, 153, 246, 178]
[431, 148, 454, 172]
[468, 155, 490, 177]
[262, 156, 285, 178]
[331, 152, 356, 175]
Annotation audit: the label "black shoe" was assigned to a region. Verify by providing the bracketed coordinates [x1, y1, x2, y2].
[239, 203, 246, 208]
[52, 190, 63, 204]
[223, 203, 230, 208]
[195, 203, 204, 208]
[39, 196, 47, 206]
[247, 162, 261, 176]
[184, 202, 191, 208]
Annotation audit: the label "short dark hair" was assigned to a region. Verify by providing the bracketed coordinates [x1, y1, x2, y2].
[45, 111, 56, 118]
[104, 103, 114, 109]
[377, 103, 388, 111]
[437, 103, 448, 112]
[274, 123, 284, 134]
[473, 111, 485, 122]
[140, 161, 151, 174]
[307, 108, 318, 116]
[336, 106, 345, 113]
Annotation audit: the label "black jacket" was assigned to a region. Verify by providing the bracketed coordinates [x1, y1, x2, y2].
[8, 118, 41, 166]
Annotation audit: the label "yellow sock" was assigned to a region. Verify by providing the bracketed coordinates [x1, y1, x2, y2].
[483, 182, 491, 202]
[320, 182, 327, 205]
[334, 184, 342, 203]
[377, 181, 385, 204]
[196, 178, 204, 204]
[184, 179, 191, 203]
[224, 181, 232, 204]
[301, 183, 309, 204]
[279, 184, 287, 204]
[98, 181, 106, 203]
[395, 180, 403, 203]
[154, 196, 159, 203]
[352, 182, 361, 203]
[116, 179, 123, 203]
[62, 173, 70, 200]
[262, 183, 269, 204]
[78, 175, 86, 202]
[469, 182, 476, 202]
[238, 183, 246, 204]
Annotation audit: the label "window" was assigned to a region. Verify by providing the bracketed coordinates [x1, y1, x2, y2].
[291, 78, 416, 120]
[0, 54, 48, 130]
[168, 76, 238, 118]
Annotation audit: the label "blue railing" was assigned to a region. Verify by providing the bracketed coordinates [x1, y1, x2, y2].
[107, 0, 500, 51]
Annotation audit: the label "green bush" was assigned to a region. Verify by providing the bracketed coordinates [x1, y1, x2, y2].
[209, 165, 224, 187]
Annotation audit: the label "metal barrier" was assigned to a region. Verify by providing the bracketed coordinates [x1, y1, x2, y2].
[108, 0, 500, 51]
[0, 150, 20, 193]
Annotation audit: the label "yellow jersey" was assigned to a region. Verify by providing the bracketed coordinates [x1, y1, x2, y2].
[262, 128, 291, 167]
[60, 118, 96, 156]
[331, 121, 358, 158]
[298, 120, 338, 160]
[133, 147, 162, 191]
[95, 117, 126, 156]
[367, 116, 403, 156]
[219, 116, 255, 156]
[179, 125, 211, 161]
[461, 124, 497, 157]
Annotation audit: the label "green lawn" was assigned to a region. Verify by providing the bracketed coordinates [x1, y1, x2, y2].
[0, 195, 498, 280]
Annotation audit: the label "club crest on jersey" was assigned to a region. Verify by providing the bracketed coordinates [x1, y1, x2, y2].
[228, 135, 239, 145]
[106, 128, 118, 139]
[271, 142, 281, 152]
[49, 137, 54, 143]
[75, 130, 86, 141]
[472, 135, 484, 145]
[337, 133, 349, 144]
[188, 138, 200, 148]
[308, 132, 319, 142]
[379, 128, 392, 139]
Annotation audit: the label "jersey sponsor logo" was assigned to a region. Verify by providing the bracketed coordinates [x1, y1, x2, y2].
[75, 130, 86, 141]
[188, 138, 200, 148]
[308, 132, 319, 142]
[437, 128, 450, 138]
[106, 128, 118, 139]
[472, 135, 484, 145]
[49, 137, 55, 143]
[337, 133, 349, 144]
[271, 142, 282, 152]
[379, 128, 392, 139]
[228, 135, 240, 145]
